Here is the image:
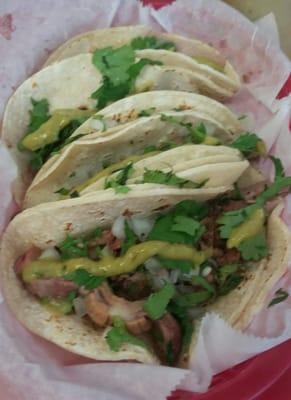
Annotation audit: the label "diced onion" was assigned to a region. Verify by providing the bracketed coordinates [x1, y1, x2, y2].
[39, 248, 60, 260]
[169, 269, 181, 284]
[129, 216, 155, 240]
[144, 257, 162, 273]
[152, 268, 170, 289]
[112, 216, 125, 239]
[73, 297, 87, 318]
[202, 266, 212, 277]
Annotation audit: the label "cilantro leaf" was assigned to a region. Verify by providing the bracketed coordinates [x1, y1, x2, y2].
[58, 235, 88, 259]
[58, 229, 102, 259]
[238, 232, 268, 261]
[270, 156, 285, 179]
[172, 215, 205, 242]
[148, 214, 195, 245]
[27, 119, 87, 171]
[231, 132, 261, 155]
[158, 257, 193, 273]
[173, 200, 209, 220]
[106, 318, 147, 351]
[105, 163, 133, 193]
[256, 176, 291, 206]
[92, 45, 162, 109]
[144, 283, 175, 320]
[143, 169, 205, 188]
[131, 36, 176, 51]
[138, 107, 156, 117]
[143, 145, 159, 154]
[64, 268, 105, 290]
[218, 274, 244, 295]
[54, 187, 70, 196]
[27, 98, 50, 134]
[121, 221, 138, 255]
[187, 122, 207, 143]
[217, 264, 239, 285]
[217, 204, 256, 239]
[160, 115, 206, 143]
[268, 288, 289, 307]
[191, 275, 216, 294]
[218, 176, 291, 240]
[173, 291, 211, 308]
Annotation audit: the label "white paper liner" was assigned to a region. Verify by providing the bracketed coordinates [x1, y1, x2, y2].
[0, 0, 291, 398]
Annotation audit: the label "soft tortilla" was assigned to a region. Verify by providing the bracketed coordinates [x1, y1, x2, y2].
[0, 185, 233, 365]
[23, 103, 242, 208]
[44, 25, 240, 100]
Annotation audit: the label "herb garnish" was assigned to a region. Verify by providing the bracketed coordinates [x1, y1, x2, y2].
[104, 163, 134, 193]
[106, 318, 147, 351]
[268, 288, 289, 307]
[160, 114, 206, 143]
[270, 156, 285, 179]
[64, 268, 105, 290]
[143, 169, 207, 189]
[143, 283, 175, 320]
[231, 132, 263, 156]
[91, 45, 162, 109]
[131, 36, 176, 51]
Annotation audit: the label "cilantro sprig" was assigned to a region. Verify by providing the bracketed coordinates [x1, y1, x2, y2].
[27, 98, 50, 134]
[143, 169, 207, 189]
[91, 45, 162, 109]
[131, 36, 176, 51]
[58, 228, 102, 259]
[121, 221, 138, 255]
[268, 288, 289, 307]
[218, 176, 291, 239]
[106, 318, 147, 351]
[105, 163, 134, 193]
[231, 132, 263, 156]
[238, 232, 268, 261]
[143, 283, 175, 320]
[160, 114, 207, 144]
[64, 268, 105, 290]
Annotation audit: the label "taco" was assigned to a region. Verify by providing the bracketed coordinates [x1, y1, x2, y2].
[44, 25, 240, 101]
[4, 89, 243, 206]
[1, 177, 290, 366]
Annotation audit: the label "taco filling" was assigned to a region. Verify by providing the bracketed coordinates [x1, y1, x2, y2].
[16, 173, 291, 365]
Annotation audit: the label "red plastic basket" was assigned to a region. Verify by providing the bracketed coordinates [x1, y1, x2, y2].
[142, 1, 291, 399]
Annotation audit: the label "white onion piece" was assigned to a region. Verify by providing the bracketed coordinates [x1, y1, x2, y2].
[39, 248, 60, 260]
[111, 216, 125, 240]
[169, 269, 180, 284]
[202, 267, 212, 277]
[101, 245, 113, 257]
[152, 269, 170, 289]
[73, 297, 87, 318]
[129, 216, 155, 240]
[144, 257, 162, 273]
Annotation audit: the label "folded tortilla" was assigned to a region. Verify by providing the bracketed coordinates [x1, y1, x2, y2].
[1, 187, 289, 366]
[44, 25, 240, 101]
[22, 92, 243, 208]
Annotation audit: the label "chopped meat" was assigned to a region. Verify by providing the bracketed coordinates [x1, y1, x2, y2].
[27, 278, 77, 299]
[215, 248, 241, 265]
[91, 229, 121, 252]
[84, 283, 152, 334]
[84, 291, 109, 327]
[126, 317, 152, 335]
[153, 313, 182, 363]
[201, 204, 243, 265]
[221, 200, 248, 212]
[111, 272, 151, 301]
[14, 247, 42, 276]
